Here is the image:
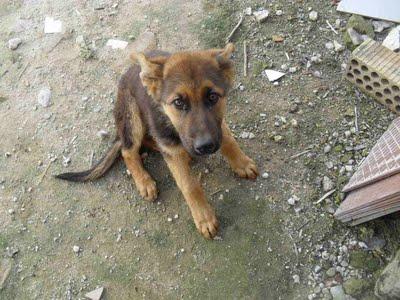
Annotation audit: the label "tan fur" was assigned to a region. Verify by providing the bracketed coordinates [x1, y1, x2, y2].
[221, 121, 259, 179]
[121, 96, 158, 201]
[162, 146, 219, 239]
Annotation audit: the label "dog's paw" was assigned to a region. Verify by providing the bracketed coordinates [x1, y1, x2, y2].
[193, 208, 219, 240]
[231, 156, 259, 179]
[136, 176, 158, 201]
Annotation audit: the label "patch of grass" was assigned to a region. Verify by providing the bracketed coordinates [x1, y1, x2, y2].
[194, 0, 237, 48]
[0, 234, 8, 250]
[349, 250, 381, 272]
[147, 230, 169, 248]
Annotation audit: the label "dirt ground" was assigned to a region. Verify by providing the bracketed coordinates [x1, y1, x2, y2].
[1, 0, 400, 299]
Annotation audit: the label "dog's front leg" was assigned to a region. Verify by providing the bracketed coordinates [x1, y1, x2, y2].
[221, 121, 259, 179]
[163, 147, 219, 239]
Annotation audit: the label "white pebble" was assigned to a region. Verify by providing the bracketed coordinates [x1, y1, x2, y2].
[8, 38, 22, 50]
[37, 88, 52, 107]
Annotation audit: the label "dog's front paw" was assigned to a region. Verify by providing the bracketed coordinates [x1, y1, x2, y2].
[231, 156, 259, 179]
[193, 207, 219, 240]
[136, 176, 158, 201]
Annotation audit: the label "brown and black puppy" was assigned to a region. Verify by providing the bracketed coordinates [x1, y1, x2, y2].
[56, 43, 259, 239]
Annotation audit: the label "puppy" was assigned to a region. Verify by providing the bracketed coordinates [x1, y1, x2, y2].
[56, 43, 259, 239]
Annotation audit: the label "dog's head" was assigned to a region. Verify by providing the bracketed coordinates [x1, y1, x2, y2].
[132, 44, 235, 156]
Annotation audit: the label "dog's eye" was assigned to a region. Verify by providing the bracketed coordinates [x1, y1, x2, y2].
[207, 92, 220, 105]
[173, 98, 188, 111]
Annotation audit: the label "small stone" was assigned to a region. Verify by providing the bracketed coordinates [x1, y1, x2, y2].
[311, 54, 322, 63]
[276, 10, 283, 16]
[7, 209, 15, 215]
[174, 214, 179, 219]
[73, 245, 80, 253]
[248, 132, 255, 139]
[289, 67, 297, 73]
[218, 194, 224, 201]
[324, 145, 332, 153]
[273, 135, 283, 142]
[314, 265, 322, 273]
[244, 7, 252, 16]
[313, 70, 322, 78]
[239, 132, 250, 139]
[346, 28, 367, 46]
[287, 195, 299, 206]
[326, 267, 336, 277]
[262, 172, 269, 179]
[330, 285, 346, 300]
[85, 287, 104, 300]
[326, 161, 334, 169]
[75, 35, 86, 47]
[309, 11, 318, 21]
[62, 156, 71, 167]
[323, 176, 334, 192]
[37, 88, 52, 107]
[372, 20, 392, 33]
[167, 217, 173, 222]
[333, 40, 344, 52]
[325, 42, 334, 50]
[253, 9, 269, 23]
[293, 274, 300, 284]
[8, 38, 22, 50]
[322, 251, 329, 260]
[345, 165, 353, 172]
[97, 130, 109, 139]
[290, 119, 298, 128]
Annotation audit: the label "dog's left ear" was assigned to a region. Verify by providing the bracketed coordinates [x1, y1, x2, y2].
[211, 43, 235, 85]
[130, 52, 167, 100]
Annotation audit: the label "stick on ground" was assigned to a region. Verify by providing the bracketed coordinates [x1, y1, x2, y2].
[243, 41, 248, 77]
[226, 14, 244, 43]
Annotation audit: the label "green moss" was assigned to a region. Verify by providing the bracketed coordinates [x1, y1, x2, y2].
[147, 230, 169, 248]
[334, 145, 343, 153]
[343, 278, 372, 297]
[0, 234, 8, 250]
[253, 60, 270, 76]
[349, 250, 381, 272]
[344, 15, 374, 49]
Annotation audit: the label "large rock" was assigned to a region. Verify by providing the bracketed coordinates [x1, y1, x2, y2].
[375, 249, 400, 299]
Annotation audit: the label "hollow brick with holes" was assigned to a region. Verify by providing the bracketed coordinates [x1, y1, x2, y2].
[346, 39, 400, 114]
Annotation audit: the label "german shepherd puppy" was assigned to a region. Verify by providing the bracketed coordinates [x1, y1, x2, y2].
[56, 43, 258, 239]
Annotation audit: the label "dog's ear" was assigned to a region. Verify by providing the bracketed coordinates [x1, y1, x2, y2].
[130, 52, 167, 100]
[210, 43, 235, 85]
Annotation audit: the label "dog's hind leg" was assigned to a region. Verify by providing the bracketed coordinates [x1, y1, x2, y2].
[220, 121, 259, 179]
[115, 88, 158, 201]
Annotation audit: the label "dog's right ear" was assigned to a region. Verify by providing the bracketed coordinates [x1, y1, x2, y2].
[130, 52, 167, 100]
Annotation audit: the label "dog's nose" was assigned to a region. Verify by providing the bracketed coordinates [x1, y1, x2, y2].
[194, 135, 217, 155]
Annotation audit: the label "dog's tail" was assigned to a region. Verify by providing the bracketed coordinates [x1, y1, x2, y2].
[55, 140, 123, 182]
